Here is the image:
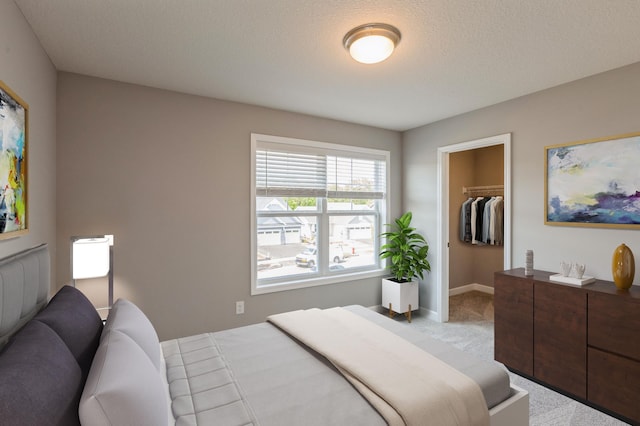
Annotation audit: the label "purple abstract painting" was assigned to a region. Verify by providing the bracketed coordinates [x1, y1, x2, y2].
[546, 133, 640, 227]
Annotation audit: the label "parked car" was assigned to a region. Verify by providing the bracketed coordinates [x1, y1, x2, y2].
[295, 245, 345, 268]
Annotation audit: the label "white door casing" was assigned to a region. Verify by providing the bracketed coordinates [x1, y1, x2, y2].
[436, 133, 512, 322]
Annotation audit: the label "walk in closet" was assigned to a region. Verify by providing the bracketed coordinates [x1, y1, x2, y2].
[449, 145, 504, 292]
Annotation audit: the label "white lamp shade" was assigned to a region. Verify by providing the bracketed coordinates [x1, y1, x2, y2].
[73, 237, 110, 279]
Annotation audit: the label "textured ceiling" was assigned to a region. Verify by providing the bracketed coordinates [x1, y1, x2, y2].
[15, 0, 640, 131]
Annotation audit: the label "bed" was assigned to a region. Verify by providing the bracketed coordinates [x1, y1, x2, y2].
[0, 244, 528, 425]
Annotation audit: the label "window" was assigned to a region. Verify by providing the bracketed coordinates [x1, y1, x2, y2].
[251, 133, 389, 294]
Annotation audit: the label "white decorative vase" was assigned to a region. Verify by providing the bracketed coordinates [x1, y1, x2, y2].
[382, 278, 419, 322]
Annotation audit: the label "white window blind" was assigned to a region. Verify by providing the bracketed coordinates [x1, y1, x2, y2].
[255, 149, 327, 197]
[256, 143, 386, 200]
[327, 156, 385, 199]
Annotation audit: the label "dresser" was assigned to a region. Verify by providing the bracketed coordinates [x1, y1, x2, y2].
[495, 268, 640, 424]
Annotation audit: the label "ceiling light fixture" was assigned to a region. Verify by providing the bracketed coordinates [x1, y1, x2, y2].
[343, 23, 401, 64]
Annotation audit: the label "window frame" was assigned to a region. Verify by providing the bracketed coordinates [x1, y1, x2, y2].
[251, 133, 390, 295]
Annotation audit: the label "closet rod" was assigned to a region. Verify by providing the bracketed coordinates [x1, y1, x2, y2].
[462, 184, 504, 196]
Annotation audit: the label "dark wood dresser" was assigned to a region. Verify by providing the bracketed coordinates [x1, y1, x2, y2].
[495, 268, 640, 424]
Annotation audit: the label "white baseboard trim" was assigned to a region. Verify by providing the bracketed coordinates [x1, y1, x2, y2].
[419, 307, 439, 320]
[449, 283, 494, 296]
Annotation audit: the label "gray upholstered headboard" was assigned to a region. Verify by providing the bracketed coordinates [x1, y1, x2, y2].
[0, 244, 50, 349]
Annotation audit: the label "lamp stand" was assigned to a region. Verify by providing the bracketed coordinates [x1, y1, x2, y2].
[108, 243, 114, 308]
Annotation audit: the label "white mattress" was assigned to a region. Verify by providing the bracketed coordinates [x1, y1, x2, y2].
[162, 333, 258, 425]
[161, 305, 511, 425]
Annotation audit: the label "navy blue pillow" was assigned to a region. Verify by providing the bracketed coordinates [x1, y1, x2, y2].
[34, 285, 103, 380]
[0, 320, 83, 425]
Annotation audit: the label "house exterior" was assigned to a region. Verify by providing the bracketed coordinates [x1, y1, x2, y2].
[256, 198, 304, 246]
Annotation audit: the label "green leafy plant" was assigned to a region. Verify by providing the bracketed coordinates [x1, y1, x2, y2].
[380, 211, 431, 282]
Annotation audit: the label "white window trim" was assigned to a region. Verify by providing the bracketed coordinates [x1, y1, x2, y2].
[251, 133, 390, 295]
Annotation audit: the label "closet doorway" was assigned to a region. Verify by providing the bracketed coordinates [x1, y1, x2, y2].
[436, 134, 512, 322]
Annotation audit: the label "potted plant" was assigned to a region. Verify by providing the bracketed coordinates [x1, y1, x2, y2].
[379, 211, 430, 321]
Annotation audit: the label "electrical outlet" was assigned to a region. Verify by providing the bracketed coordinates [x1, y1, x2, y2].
[235, 301, 244, 315]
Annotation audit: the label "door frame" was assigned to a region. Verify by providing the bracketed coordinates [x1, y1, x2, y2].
[435, 133, 512, 322]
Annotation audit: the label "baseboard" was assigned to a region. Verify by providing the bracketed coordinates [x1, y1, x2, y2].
[419, 307, 439, 320]
[449, 283, 494, 296]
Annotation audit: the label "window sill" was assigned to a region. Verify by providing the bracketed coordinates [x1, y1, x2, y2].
[251, 268, 387, 295]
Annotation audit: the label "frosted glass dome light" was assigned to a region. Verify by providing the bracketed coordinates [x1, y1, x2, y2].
[343, 23, 401, 64]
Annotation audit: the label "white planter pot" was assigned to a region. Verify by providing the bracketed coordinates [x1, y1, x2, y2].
[381, 278, 419, 321]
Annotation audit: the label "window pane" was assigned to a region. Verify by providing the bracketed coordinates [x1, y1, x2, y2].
[328, 199, 376, 211]
[257, 216, 318, 280]
[328, 215, 377, 270]
[257, 197, 318, 212]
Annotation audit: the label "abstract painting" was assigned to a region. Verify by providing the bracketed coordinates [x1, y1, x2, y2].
[545, 132, 640, 228]
[0, 81, 28, 239]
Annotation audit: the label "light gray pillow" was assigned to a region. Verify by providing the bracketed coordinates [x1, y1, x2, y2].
[102, 298, 161, 371]
[80, 329, 169, 426]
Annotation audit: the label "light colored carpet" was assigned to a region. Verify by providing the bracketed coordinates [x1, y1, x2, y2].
[384, 291, 630, 425]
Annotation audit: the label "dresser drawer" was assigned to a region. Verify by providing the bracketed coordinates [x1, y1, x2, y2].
[534, 282, 586, 399]
[588, 292, 640, 360]
[494, 272, 533, 376]
[588, 347, 640, 423]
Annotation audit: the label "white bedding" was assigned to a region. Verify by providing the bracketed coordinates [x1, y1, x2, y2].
[162, 333, 258, 425]
[160, 305, 511, 425]
[268, 307, 489, 426]
[163, 323, 385, 425]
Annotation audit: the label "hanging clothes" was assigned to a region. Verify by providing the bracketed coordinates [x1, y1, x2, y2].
[489, 196, 504, 245]
[474, 197, 490, 244]
[460, 197, 473, 242]
[470, 197, 483, 244]
[459, 195, 504, 246]
[482, 197, 496, 244]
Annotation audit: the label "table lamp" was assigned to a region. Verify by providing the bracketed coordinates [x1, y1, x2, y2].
[71, 235, 114, 310]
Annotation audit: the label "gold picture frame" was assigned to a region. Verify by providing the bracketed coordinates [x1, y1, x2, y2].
[0, 80, 28, 239]
[545, 131, 640, 229]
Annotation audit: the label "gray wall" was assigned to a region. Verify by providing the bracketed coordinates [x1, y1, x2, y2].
[11, 0, 640, 332]
[404, 61, 640, 312]
[57, 72, 402, 340]
[0, 1, 57, 283]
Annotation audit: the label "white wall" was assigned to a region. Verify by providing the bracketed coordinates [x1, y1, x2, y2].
[56, 72, 402, 340]
[0, 1, 57, 281]
[404, 62, 640, 313]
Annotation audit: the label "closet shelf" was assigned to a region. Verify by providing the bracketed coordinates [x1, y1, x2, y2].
[462, 184, 504, 197]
